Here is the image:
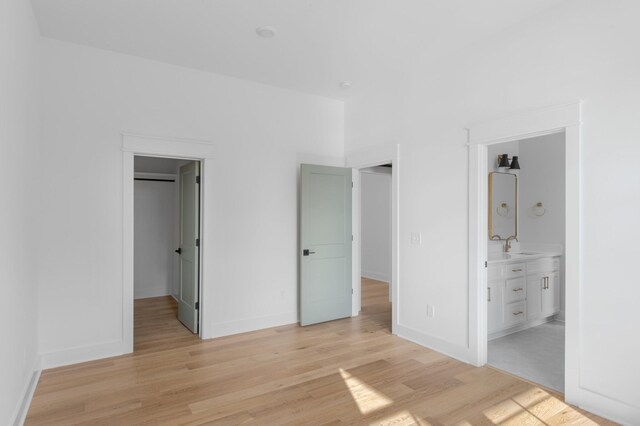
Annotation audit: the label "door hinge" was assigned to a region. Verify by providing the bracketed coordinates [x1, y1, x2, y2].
[352, 288, 354, 294]
[485, 261, 488, 268]
[352, 182, 354, 188]
[196, 176, 201, 184]
[196, 238, 200, 247]
[195, 302, 199, 310]
[352, 234, 354, 241]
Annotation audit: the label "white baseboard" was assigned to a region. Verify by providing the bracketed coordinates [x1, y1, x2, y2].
[134, 287, 172, 299]
[40, 340, 126, 369]
[207, 312, 298, 340]
[11, 357, 41, 426]
[578, 386, 640, 425]
[395, 323, 472, 365]
[362, 271, 390, 283]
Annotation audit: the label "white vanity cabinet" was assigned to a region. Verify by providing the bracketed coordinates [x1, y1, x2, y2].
[487, 254, 560, 338]
[528, 271, 560, 318]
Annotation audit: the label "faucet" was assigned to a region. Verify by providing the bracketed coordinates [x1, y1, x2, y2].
[504, 235, 518, 253]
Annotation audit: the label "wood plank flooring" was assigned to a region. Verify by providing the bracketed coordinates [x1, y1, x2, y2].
[26, 279, 614, 425]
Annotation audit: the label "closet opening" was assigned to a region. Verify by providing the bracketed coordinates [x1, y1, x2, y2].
[133, 155, 201, 352]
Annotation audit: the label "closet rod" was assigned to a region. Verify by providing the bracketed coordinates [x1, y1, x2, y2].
[134, 178, 175, 182]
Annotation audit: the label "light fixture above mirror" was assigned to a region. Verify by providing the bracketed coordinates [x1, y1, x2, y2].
[497, 154, 520, 170]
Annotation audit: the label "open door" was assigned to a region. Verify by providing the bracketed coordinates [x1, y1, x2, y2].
[300, 164, 352, 326]
[177, 161, 200, 333]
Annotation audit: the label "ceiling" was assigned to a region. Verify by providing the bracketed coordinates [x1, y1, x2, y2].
[31, 0, 566, 100]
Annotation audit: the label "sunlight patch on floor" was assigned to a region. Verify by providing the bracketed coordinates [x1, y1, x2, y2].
[478, 387, 600, 425]
[339, 368, 393, 414]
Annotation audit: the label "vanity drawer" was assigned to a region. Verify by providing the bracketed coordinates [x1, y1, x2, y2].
[505, 277, 526, 303]
[505, 302, 526, 326]
[527, 257, 560, 274]
[505, 263, 526, 278]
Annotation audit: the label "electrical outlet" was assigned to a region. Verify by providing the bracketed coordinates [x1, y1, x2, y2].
[427, 304, 435, 318]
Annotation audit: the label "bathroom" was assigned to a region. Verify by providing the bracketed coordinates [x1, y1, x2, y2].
[486, 132, 566, 393]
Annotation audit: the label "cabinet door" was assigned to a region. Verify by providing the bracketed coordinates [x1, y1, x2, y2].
[487, 281, 504, 334]
[526, 274, 543, 321]
[541, 272, 560, 317]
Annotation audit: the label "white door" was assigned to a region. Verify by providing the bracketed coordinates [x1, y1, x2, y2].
[177, 162, 200, 333]
[300, 164, 352, 326]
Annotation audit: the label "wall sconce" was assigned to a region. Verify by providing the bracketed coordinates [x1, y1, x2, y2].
[498, 154, 520, 170]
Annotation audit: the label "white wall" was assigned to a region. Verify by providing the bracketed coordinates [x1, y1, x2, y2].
[345, 1, 640, 422]
[134, 179, 175, 299]
[361, 169, 392, 283]
[37, 39, 344, 367]
[519, 133, 565, 250]
[0, 0, 41, 423]
[487, 140, 519, 252]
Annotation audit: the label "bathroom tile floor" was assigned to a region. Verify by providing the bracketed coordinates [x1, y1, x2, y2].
[488, 320, 564, 392]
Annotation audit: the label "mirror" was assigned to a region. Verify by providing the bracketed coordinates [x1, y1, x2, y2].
[489, 172, 517, 240]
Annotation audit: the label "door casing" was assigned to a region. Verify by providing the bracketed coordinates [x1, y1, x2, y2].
[467, 102, 582, 405]
[347, 144, 400, 335]
[123, 133, 217, 353]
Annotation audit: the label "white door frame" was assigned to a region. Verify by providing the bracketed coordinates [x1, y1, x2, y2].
[467, 102, 582, 404]
[122, 133, 217, 352]
[347, 144, 400, 335]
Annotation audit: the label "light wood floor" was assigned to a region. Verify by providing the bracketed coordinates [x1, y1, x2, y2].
[26, 278, 613, 425]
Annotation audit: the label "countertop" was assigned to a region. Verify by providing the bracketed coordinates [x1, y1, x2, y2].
[487, 251, 562, 265]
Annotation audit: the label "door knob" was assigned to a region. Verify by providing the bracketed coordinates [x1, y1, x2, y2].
[175, 248, 182, 254]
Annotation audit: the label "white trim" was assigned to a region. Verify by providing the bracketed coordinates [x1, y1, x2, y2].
[123, 134, 218, 352]
[467, 102, 582, 407]
[347, 144, 399, 335]
[578, 387, 640, 425]
[134, 288, 173, 300]
[488, 316, 557, 340]
[40, 340, 125, 369]
[467, 102, 581, 146]
[11, 357, 41, 426]
[210, 312, 298, 339]
[361, 271, 391, 283]
[395, 324, 471, 364]
[351, 169, 361, 316]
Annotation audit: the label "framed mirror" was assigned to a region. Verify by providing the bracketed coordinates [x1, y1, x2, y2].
[488, 172, 517, 240]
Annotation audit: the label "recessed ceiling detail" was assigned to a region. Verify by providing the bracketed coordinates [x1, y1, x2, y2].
[256, 26, 276, 39]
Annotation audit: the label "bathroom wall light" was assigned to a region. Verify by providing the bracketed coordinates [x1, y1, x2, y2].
[498, 154, 521, 170]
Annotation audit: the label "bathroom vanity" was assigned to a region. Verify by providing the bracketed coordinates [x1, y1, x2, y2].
[487, 252, 561, 339]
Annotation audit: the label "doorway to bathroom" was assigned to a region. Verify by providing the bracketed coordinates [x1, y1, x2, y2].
[467, 102, 582, 404]
[485, 133, 566, 393]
